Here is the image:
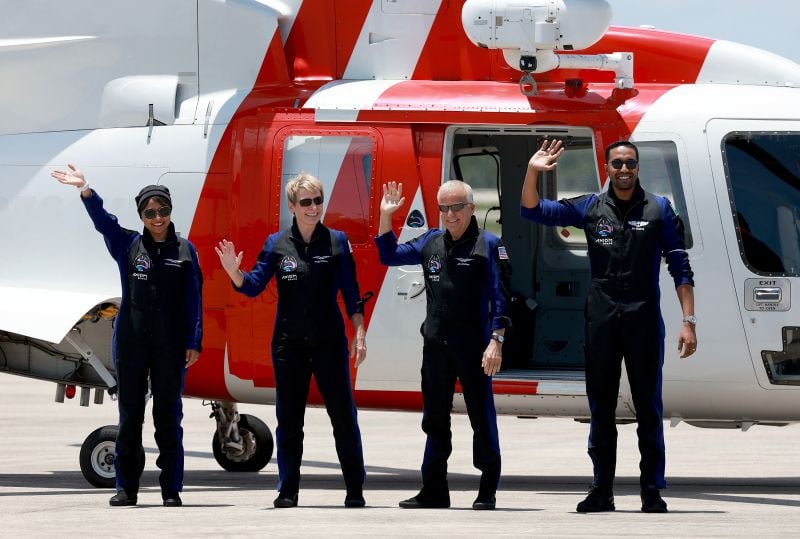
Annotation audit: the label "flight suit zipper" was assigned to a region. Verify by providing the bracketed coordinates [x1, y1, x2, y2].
[606, 195, 644, 306]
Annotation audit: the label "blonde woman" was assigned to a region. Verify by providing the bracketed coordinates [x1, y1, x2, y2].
[216, 173, 367, 508]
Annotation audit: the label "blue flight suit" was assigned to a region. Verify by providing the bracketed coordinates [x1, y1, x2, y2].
[375, 216, 511, 497]
[521, 182, 693, 490]
[82, 191, 203, 497]
[235, 220, 365, 497]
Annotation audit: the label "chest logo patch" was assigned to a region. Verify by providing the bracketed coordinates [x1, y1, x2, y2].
[426, 254, 442, 275]
[279, 255, 298, 273]
[594, 217, 615, 245]
[312, 255, 332, 263]
[426, 254, 442, 282]
[134, 253, 152, 272]
[455, 257, 473, 267]
[596, 217, 614, 237]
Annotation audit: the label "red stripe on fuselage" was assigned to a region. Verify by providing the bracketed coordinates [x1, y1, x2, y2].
[308, 388, 424, 411]
[412, 1, 493, 81]
[283, 0, 373, 80]
[491, 380, 539, 396]
[455, 380, 539, 396]
[573, 27, 714, 85]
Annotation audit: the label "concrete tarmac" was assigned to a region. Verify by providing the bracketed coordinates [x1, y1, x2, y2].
[2, 374, 800, 537]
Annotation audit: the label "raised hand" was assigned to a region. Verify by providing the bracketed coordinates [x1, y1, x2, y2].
[51, 163, 87, 189]
[528, 139, 565, 172]
[214, 239, 243, 278]
[380, 181, 406, 215]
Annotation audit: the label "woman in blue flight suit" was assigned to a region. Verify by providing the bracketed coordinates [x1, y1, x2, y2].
[52, 165, 203, 508]
[215, 172, 367, 509]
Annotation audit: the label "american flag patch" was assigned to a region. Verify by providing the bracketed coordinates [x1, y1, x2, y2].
[498, 246, 509, 260]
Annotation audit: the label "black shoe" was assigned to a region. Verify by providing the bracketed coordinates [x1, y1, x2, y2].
[641, 488, 668, 513]
[576, 486, 615, 513]
[163, 494, 182, 507]
[109, 491, 137, 507]
[472, 492, 496, 510]
[273, 493, 298, 508]
[344, 490, 366, 508]
[399, 491, 450, 509]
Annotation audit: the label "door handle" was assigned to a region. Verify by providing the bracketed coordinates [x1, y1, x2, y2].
[754, 287, 782, 303]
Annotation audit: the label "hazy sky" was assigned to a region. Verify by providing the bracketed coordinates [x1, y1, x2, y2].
[607, 0, 800, 64]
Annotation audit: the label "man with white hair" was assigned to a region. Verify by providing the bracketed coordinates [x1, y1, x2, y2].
[375, 180, 511, 510]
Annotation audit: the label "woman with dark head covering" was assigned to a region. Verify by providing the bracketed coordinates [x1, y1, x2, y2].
[52, 164, 203, 508]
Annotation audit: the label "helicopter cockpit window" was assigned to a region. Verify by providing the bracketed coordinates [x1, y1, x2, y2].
[723, 132, 800, 276]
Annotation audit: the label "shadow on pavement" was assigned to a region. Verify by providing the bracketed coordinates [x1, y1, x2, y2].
[2, 463, 800, 510]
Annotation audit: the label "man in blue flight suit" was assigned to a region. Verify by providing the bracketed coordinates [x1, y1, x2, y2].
[53, 165, 203, 508]
[521, 140, 697, 513]
[376, 180, 511, 511]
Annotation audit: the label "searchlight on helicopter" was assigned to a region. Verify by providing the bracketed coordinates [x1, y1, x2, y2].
[462, 0, 633, 95]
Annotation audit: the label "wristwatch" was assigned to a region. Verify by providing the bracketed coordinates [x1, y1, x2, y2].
[491, 333, 505, 344]
[682, 315, 697, 325]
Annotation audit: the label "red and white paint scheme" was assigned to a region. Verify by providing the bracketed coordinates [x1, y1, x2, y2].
[2, 0, 800, 485]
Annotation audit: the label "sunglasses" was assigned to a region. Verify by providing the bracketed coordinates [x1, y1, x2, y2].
[297, 196, 324, 207]
[438, 202, 470, 213]
[142, 207, 171, 219]
[610, 159, 639, 170]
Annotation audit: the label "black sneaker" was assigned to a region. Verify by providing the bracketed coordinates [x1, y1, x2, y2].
[576, 486, 615, 513]
[344, 489, 366, 508]
[163, 494, 182, 507]
[472, 492, 496, 510]
[399, 491, 450, 509]
[273, 493, 298, 508]
[641, 488, 668, 513]
[109, 491, 137, 507]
